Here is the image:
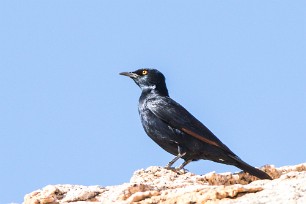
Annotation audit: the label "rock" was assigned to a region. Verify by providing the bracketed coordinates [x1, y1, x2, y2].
[23, 163, 306, 204]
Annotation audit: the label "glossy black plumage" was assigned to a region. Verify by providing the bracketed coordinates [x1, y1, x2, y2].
[120, 69, 272, 180]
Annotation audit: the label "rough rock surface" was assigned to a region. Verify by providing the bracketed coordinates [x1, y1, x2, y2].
[24, 163, 306, 204]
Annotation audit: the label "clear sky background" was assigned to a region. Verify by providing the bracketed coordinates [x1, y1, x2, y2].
[1, 1, 305, 203]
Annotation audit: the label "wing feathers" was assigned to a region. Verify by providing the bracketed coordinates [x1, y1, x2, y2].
[147, 97, 231, 151]
[181, 127, 221, 148]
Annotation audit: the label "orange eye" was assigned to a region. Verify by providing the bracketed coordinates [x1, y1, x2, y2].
[142, 70, 148, 75]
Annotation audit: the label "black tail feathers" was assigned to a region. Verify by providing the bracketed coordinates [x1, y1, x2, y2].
[235, 159, 272, 180]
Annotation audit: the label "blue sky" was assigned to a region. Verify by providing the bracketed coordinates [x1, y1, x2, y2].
[1, 1, 305, 203]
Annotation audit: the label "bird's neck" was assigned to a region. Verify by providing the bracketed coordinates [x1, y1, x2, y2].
[141, 85, 169, 97]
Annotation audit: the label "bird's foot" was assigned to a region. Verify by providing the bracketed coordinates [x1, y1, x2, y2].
[163, 166, 187, 174]
[175, 167, 189, 173]
[164, 165, 175, 170]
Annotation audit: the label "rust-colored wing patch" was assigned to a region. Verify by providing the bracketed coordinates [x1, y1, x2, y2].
[181, 128, 221, 148]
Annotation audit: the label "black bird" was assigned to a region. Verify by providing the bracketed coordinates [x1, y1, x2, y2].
[120, 69, 272, 180]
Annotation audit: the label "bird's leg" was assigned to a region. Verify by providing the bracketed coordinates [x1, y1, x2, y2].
[165, 154, 184, 169]
[176, 159, 192, 170]
[165, 146, 186, 169]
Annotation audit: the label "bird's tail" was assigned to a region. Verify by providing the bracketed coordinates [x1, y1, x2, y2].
[230, 155, 272, 180]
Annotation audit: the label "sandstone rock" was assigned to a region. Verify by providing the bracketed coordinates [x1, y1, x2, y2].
[23, 163, 306, 204]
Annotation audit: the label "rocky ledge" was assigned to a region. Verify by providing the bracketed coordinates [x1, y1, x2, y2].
[24, 163, 306, 204]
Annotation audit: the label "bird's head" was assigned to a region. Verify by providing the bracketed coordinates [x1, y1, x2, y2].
[120, 68, 169, 96]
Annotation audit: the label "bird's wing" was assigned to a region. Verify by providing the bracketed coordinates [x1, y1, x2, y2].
[147, 96, 234, 153]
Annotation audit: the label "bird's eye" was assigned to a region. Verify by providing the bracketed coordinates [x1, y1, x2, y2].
[142, 70, 148, 75]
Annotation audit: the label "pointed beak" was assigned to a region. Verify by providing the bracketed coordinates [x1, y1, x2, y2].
[119, 72, 139, 79]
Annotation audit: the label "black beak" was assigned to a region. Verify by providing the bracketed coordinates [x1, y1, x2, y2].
[119, 72, 138, 79]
